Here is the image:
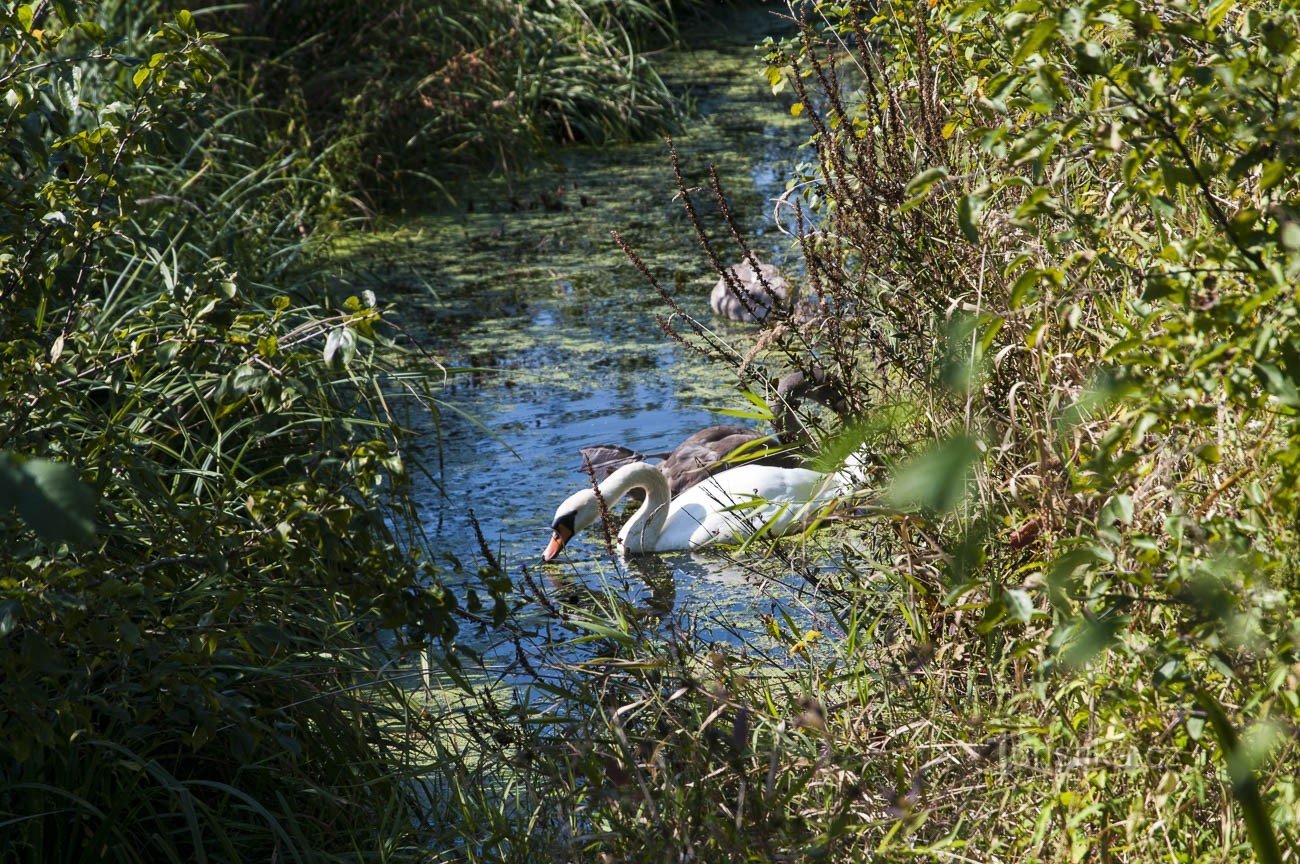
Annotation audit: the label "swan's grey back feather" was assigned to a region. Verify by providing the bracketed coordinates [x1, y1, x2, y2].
[660, 425, 802, 496]
[578, 444, 647, 481]
[710, 260, 792, 323]
[576, 367, 850, 497]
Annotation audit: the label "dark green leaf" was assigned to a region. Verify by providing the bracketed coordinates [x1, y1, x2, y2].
[14, 459, 97, 545]
[958, 193, 981, 243]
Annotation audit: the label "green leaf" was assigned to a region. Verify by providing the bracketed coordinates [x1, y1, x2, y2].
[0, 600, 18, 638]
[904, 166, 949, 197]
[1206, 0, 1235, 28]
[17, 5, 34, 32]
[157, 340, 181, 366]
[1010, 269, 1040, 308]
[229, 364, 267, 396]
[324, 326, 357, 370]
[1100, 493, 1133, 526]
[1097, 493, 1133, 543]
[1280, 221, 1300, 251]
[1011, 19, 1058, 65]
[2, 458, 97, 545]
[1045, 545, 1109, 610]
[1255, 362, 1300, 407]
[887, 435, 980, 513]
[1059, 615, 1122, 668]
[1260, 160, 1287, 192]
[1003, 587, 1034, 624]
[958, 193, 982, 243]
[1195, 690, 1284, 864]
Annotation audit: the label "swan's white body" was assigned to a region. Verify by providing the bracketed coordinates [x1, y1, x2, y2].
[543, 459, 854, 560]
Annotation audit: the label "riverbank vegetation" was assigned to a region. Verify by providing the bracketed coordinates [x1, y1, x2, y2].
[0, 3, 449, 860]
[426, 0, 1300, 860]
[4, 0, 1299, 861]
[210, 0, 699, 201]
[0, 0, 693, 861]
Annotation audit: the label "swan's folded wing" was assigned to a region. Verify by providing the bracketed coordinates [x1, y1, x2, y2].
[665, 464, 841, 548]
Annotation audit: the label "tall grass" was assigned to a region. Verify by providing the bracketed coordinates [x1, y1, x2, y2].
[202, 0, 702, 200]
[0, 3, 456, 860]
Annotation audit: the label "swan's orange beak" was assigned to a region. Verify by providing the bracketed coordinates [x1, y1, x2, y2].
[543, 524, 573, 562]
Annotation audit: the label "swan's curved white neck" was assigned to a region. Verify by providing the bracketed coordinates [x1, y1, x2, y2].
[599, 462, 671, 554]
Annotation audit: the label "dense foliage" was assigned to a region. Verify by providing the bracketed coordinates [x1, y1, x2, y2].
[771, 0, 1300, 856]
[7, 0, 1300, 860]
[208, 0, 698, 199]
[0, 0, 708, 858]
[659, 0, 1300, 856]
[410, 0, 1300, 860]
[0, 3, 450, 860]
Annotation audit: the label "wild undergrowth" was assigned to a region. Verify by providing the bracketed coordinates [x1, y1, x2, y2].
[0, 3, 460, 861]
[8, 0, 1299, 860]
[200, 0, 704, 202]
[419, 0, 1300, 860]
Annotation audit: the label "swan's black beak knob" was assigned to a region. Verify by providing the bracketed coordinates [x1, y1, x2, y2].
[542, 523, 573, 562]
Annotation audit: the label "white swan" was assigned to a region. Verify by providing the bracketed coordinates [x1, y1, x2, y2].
[577, 368, 851, 496]
[542, 459, 853, 561]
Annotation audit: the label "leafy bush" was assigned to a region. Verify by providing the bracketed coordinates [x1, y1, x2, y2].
[0, 3, 452, 860]
[733, 0, 1300, 856]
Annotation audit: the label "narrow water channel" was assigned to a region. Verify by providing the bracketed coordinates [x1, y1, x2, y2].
[343, 5, 839, 648]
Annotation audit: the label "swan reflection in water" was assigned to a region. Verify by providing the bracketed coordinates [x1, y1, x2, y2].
[539, 546, 830, 650]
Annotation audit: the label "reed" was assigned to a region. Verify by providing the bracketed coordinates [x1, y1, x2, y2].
[200, 0, 702, 200]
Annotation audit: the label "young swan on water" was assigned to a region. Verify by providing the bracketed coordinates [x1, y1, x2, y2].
[542, 459, 853, 561]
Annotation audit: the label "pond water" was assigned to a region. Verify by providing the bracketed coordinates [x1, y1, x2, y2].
[342, 5, 845, 652]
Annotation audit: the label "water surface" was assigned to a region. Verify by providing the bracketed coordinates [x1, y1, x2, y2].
[342, 5, 839, 650]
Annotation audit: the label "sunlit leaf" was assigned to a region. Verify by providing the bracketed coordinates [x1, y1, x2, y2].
[324, 326, 357, 370]
[887, 435, 980, 513]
